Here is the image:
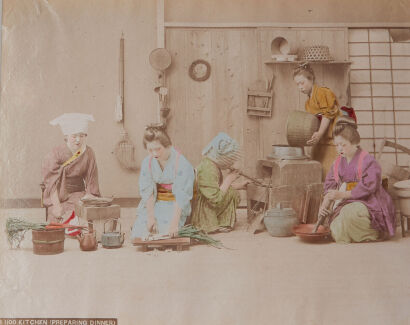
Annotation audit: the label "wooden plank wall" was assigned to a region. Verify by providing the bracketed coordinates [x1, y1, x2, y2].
[165, 28, 260, 172]
[165, 27, 348, 175]
[258, 28, 349, 161]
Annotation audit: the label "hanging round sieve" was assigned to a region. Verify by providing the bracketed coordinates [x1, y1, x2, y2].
[149, 48, 172, 71]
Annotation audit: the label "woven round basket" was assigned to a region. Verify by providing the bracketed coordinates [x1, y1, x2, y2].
[302, 45, 332, 61]
[286, 111, 320, 147]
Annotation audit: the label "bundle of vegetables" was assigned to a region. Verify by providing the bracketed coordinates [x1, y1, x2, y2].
[6, 218, 46, 248]
[178, 225, 224, 249]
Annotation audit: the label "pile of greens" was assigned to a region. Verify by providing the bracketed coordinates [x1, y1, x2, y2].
[6, 218, 46, 248]
[178, 225, 224, 249]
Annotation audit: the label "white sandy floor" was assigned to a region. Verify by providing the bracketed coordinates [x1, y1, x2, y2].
[1, 208, 410, 325]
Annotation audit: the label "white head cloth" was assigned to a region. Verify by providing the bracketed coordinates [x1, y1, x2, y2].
[49, 113, 95, 135]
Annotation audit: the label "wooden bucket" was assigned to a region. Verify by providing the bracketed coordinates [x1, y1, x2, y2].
[32, 228, 65, 255]
[286, 111, 320, 147]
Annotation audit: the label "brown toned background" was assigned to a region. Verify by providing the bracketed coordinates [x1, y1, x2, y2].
[0, 0, 409, 202]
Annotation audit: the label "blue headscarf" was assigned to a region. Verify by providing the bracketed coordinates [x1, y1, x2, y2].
[202, 132, 240, 166]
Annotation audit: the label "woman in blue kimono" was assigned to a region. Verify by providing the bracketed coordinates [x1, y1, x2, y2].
[131, 124, 195, 239]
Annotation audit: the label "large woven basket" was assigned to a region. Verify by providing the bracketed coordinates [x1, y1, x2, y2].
[302, 45, 332, 61]
[286, 111, 320, 147]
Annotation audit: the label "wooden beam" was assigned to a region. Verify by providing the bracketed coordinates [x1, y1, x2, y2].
[164, 22, 410, 29]
[0, 198, 141, 209]
[157, 0, 165, 123]
[157, 0, 165, 48]
[0, 0, 2, 78]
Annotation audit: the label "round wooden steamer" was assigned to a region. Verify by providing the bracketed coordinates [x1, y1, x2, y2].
[286, 111, 320, 147]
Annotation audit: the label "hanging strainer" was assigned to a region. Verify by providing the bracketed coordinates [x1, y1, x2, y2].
[114, 34, 138, 171]
[115, 129, 138, 171]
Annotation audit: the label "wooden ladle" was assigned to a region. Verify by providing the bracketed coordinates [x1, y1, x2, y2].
[312, 199, 335, 234]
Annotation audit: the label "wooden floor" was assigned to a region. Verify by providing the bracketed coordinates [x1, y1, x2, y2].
[1, 208, 410, 325]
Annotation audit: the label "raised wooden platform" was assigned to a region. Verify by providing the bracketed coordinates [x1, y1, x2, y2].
[0, 197, 141, 209]
[132, 237, 191, 252]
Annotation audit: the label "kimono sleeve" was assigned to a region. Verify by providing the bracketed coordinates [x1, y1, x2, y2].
[317, 87, 339, 120]
[139, 156, 155, 204]
[42, 147, 63, 198]
[197, 158, 225, 208]
[172, 155, 195, 211]
[350, 156, 381, 200]
[323, 160, 339, 194]
[84, 148, 101, 196]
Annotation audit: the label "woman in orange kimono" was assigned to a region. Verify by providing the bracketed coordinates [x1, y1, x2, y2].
[293, 63, 342, 179]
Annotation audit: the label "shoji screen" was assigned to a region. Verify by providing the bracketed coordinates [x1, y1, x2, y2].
[349, 28, 410, 168]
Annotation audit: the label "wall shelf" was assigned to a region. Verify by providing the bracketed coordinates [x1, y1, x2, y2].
[264, 60, 352, 65]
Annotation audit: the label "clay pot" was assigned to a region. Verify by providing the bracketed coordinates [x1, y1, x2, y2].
[292, 223, 331, 242]
[393, 180, 410, 215]
[264, 207, 298, 237]
[77, 231, 98, 251]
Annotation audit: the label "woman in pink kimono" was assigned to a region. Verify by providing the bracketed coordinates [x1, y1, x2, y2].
[319, 117, 395, 243]
[42, 113, 101, 231]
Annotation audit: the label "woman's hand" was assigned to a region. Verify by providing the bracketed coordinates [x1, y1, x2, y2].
[226, 169, 240, 184]
[307, 117, 330, 146]
[168, 221, 179, 238]
[318, 206, 331, 219]
[231, 179, 252, 190]
[220, 169, 240, 193]
[306, 131, 322, 145]
[318, 197, 332, 219]
[147, 215, 157, 234]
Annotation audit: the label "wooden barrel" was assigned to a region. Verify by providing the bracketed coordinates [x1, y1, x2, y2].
[286, 111, 320, 147]
[32, 228, 65, 255]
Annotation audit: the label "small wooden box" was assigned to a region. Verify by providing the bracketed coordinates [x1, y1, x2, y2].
[257, 159, 322, 187]
[75, 202, 121, 242]
[132, 237, 191, 252]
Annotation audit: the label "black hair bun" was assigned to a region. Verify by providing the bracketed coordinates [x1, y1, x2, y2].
[335, 116, 357, 129]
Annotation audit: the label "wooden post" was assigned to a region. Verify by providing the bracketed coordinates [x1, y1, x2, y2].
[157, 0, 165, 123]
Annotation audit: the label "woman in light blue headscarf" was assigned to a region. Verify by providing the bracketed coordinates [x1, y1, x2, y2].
[190, 132, 250, 233]
[131, 124, 195, 239]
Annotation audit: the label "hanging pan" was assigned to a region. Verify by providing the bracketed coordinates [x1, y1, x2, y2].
[149, 48, 172, 71]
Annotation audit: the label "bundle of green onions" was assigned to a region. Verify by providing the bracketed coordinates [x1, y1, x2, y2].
[178, 225, 223, 249]
[6, 218, 46, 248]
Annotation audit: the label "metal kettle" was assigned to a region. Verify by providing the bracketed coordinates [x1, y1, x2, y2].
[101, 219, 124, 249]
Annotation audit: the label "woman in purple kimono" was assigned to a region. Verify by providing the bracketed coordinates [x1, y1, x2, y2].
[319, 117, 395, 243]
[42, 113, 101, 227]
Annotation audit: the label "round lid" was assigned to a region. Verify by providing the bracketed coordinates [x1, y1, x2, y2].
[393, 179, 410, 190]
[103, 232, 121, 238]
[282, 208, 295, 216]
[265, 208, 281, 217]
[149, 48, 172, 71]
[265, 207, 295, 217]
